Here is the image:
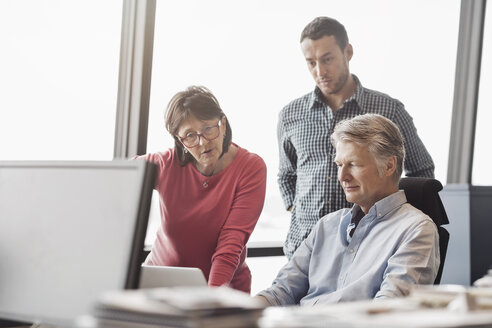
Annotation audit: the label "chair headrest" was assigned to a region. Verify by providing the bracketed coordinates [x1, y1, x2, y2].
[398, 177, 449, 226]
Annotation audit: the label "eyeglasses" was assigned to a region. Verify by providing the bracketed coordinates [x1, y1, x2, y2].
[178, 120, 222, 148]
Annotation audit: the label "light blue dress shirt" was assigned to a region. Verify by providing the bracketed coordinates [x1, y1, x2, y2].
[257, 190, 440, 306]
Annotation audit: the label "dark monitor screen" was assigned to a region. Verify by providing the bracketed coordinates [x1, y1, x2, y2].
[0, 160, 155, 326]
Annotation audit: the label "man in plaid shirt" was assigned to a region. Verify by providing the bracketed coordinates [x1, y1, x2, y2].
[278, 16, 435, 259]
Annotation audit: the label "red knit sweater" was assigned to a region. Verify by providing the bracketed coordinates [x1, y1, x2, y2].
[139, 145, 266, 293]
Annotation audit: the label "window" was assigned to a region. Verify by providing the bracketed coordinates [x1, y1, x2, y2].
[145, 1, 460, 253]
[0, 0, 462, 296]
[473, 3, 492, 185]
[0, 1, 122, 160]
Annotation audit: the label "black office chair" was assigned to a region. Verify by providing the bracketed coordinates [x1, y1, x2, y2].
[398, 177, 450, 285]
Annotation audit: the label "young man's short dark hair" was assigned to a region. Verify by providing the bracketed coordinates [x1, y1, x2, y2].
[300, 16, 349, 51]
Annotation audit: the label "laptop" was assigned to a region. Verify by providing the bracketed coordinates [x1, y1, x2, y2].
[139, 265, 208, 289]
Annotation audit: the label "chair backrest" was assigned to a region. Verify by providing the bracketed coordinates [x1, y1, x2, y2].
[398, 177, 450, 284]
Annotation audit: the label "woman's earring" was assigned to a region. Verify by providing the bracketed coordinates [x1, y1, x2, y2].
[184, 148, 188, 154]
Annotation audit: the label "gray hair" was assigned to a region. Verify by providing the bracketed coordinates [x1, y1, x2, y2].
[330, 114, 405, 182]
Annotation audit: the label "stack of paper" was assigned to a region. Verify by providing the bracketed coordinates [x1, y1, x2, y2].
[87, 286, 265, 328]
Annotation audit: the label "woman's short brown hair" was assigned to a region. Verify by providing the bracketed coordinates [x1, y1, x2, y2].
[165, 86, 232, 165]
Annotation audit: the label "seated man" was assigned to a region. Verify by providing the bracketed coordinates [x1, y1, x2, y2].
[257, 113, 440, 306]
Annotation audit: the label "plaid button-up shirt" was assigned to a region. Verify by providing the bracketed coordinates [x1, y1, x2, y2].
[278, 75, 435, 258]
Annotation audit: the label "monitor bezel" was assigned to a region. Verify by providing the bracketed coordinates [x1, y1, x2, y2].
[0, 160, 156, 326]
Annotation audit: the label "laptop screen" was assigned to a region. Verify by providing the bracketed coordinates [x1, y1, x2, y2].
[0, 160, 155, 326]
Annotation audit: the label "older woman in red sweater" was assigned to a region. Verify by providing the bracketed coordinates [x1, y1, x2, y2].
[136, 86, 266, 294]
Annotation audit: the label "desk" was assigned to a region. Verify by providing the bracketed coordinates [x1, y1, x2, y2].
[5, 286, 492, 328]
[259, 300, 492, 328]
[5, 306, 492, 328]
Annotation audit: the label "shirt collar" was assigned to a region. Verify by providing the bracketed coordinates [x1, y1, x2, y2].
[350, 74, 365, 110]
[308, 74, 366, 111]
[307, 87, 324, 110]
[340, 190, 406, 244]
[345, 190, 408, 224]
[367, 190, 407, 219]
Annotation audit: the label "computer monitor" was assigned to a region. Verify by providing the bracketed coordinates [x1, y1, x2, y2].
[0, 160, 156, 326]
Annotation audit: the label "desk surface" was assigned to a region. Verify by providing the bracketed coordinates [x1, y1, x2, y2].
[5, 286, 492, 328]
[260, 306, 492, 328]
